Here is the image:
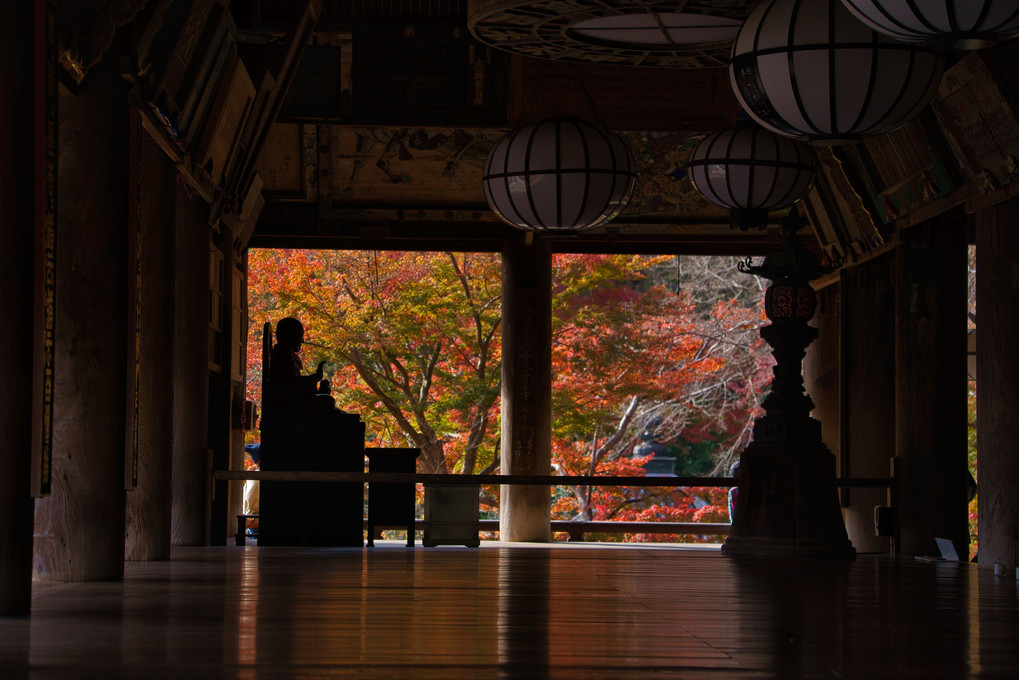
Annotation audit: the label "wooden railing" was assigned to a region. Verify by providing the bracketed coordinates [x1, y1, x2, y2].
[217, 470, 891, 488]
[221, 471, 892, 544]
[216, 471, 742, 486]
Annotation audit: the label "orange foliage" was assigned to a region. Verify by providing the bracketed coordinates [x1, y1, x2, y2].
[247, 249, 770, 537]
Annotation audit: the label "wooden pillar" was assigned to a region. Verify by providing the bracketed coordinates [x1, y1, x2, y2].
[841, 255, 896, 553]
[500, 242, 552, 542]
[33, 53, 129, 581]
[894, 211, 969, 558]
[803, 280, 840, 477]
[805, 255, 897, 554]
[976, 199, 1019, 571]
[125, 129, 176, 561]
[0, 0, 38, 614]
[171, 182, 211, 545]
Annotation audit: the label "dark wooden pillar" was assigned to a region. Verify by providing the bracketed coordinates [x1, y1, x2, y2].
[171, 184, 211, 545]
[804, 255, 897, 554]
[500, 242, 552, 542]
[33, 53, 129, 581]
[125, 129, 176, 561]
[976, 199, 1019, 571]
[841, 255, 896, 553]
[803, 280, 840, 475]
[0, 0, 38, 614]
[894, 211, 969, 558]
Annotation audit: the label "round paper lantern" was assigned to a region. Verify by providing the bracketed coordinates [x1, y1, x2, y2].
[687, 125, 816, 230]
[841, 0, 1019, 50]
[730, 0, 945, 144]
[482, 118, 636, 233]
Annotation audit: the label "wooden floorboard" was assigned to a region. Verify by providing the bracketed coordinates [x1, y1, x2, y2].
[1, 543, 1017, 679]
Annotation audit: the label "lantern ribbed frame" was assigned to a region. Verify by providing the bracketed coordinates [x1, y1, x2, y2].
[687, 125, 816, 217]
[840, 0, 1019, 50]
[482, 118, 636, 233]
[730, 0, 945, 144]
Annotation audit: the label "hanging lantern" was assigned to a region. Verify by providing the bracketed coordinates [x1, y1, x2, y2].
[841, 1, 1019, 50]
[482, 118, 637, 233]
[730, 0, 945, 144]
[687, 125, 816, 230]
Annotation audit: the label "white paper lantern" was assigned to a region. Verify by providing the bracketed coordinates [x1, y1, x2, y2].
[730, 0, 945, 144]
[482, 118, 636, 233]
[687, 125, 816, 230]
[841, 0, 1019, 50]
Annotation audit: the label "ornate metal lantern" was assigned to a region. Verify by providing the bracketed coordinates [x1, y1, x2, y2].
[687, 125, 816, 230]
[841, 0, 1019, 50]
[765, 281, 817, 321]
[482, 118, 637, 233]
[724, 209, 852, 557]
[738, 210, 835, 323]
[730, 0, 944, 144]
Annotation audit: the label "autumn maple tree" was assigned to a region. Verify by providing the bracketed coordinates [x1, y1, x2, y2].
[548, 254, 769, 536]
[247, 248, 771, 537]
[248, 249, 502, 476]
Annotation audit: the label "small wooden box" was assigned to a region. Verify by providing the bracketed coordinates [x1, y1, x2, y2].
[423, 484, 480, 547]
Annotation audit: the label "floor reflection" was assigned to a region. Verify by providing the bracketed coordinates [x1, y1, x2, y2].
[498, 549, 550, 679]
[731, 556, 973, 678]
[1, 545, 1016, 679]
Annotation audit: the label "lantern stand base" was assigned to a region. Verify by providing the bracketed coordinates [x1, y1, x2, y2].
[722, 424, 856, 558]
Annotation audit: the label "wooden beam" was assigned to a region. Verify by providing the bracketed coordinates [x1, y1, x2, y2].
[224, 0, 321, 207]
[248, 202, 779, 255]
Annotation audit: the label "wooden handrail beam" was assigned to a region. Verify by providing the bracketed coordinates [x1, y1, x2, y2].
[215, 470, 892, 488]
[217, 471, 735, 486]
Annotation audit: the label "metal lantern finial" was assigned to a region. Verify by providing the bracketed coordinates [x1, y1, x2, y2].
[730, 0, 945, 144]
[482, 118, 637, 234]
[687, 125, 816, 231]
[841, 0, 1019, 50]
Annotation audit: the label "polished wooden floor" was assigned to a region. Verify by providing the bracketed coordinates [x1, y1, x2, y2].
[2, 543, 1017, 679]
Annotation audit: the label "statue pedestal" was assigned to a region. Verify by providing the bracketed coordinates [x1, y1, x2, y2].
[258, 415, 366, 546]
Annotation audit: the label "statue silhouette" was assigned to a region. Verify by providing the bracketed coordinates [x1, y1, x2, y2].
[258, 316, 366, 547]
[267, 317, 323, 418]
